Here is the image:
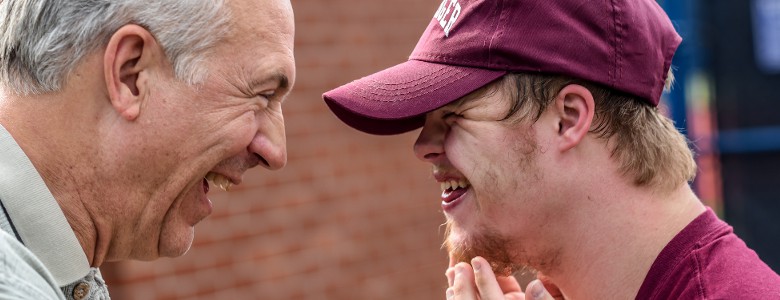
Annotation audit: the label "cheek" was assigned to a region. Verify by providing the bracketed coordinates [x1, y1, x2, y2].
[220, 111, 258, 152]
[254, 108, 286, 143]
[463, 138, 517, 191]
[477, 140, 542, 221]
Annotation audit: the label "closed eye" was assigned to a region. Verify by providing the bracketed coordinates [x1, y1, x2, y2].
[255, 91, 276, 107]
[259, 92, 275, 101]
[442, 111, 462, 120]
[441, 111, 463, 127]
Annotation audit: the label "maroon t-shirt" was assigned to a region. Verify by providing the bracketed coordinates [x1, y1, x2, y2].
[636, 208, 780, 299]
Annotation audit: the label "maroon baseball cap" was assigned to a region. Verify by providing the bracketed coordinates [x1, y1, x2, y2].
[323, 0, 682, 135]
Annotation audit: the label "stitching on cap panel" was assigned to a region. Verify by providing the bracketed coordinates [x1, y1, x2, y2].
[609, 0, 619, 88]
[487, 0, 507, 64]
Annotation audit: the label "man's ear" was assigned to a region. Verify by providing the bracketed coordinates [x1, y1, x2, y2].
[103, 24, 162, 121]
[553, 84, 595, 152]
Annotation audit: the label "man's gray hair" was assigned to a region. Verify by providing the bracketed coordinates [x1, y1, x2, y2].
[0, 0, 231, 95]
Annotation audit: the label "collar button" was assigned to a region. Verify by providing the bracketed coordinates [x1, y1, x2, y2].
[72, 282, 90, 300]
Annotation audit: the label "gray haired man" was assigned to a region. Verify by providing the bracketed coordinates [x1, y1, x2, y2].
[0, 0, 295, 298]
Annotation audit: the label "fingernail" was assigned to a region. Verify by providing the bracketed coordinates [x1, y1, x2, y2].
[446, 288, 454, 299]
[471, 257, 481, 271]
[529, 280, 546, 299]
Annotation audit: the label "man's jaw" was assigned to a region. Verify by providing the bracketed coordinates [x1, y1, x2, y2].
[444, 223, 527, 277]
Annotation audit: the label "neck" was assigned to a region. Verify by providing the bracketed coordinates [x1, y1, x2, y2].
[0, 65, 113, 267]
[541, 184, 706, 299]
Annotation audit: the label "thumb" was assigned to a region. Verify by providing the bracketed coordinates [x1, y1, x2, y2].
[525, 279, 557, 300]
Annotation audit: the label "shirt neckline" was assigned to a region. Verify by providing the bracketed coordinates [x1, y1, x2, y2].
[0, 124, 91, 286]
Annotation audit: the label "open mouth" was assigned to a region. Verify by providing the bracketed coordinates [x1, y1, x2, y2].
[205, 172, 234, 191]
[441, 179, 470, 203]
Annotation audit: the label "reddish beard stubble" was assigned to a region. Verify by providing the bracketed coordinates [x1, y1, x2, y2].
[444, 219, 522, 276]
[444, 219, 563, 278]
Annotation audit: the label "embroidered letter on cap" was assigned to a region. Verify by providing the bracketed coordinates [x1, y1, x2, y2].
[433, 0, 461, 37]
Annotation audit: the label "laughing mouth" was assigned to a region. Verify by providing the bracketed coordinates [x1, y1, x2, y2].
[440, 179, 471, 201]
[440, 179, 470, 192]
[205, 172, 233, 191]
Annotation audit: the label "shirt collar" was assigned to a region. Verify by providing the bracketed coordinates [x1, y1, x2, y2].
[0, 124, 91, 286]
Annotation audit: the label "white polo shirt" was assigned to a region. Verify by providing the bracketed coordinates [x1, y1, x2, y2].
[0, 124, 109, 300]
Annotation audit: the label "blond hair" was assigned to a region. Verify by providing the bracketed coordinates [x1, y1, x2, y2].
[499, 73, 696, 191]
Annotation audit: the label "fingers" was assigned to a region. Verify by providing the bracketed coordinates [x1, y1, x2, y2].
[445, 256, 560, 300]
[505, 293, 526, 300]
[524, 279, 557, 300]
[446, 267, 455, 287]
[446, 262, 478, 299]
[446, 257, 527, 300]
[471, 257, 508, 299]
[450, 253, 458, 268]
[495, 273, 522, 294]
[536, 273, 564, 299]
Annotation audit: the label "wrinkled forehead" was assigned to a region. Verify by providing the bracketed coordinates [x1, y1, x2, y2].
[219, 0, 296, 79]
[227, 0, 295, 42]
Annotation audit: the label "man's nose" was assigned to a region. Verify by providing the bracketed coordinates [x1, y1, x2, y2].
[249, 119, 287, 170]
[413, 113, 446, 163]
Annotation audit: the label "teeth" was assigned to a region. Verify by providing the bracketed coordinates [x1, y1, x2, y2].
[439, 179, 471, 192]
[205, 172, 233, 192]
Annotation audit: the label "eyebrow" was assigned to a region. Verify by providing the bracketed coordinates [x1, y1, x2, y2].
[250, 71, 290, 91]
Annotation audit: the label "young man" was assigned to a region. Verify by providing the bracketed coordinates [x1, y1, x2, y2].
[323, 0, 780, 299]
[0, 0, 294, 298]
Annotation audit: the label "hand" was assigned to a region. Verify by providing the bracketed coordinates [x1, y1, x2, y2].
[445, 256, 560, 300]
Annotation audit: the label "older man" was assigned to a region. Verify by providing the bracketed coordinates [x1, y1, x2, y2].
[0, 0, 294, 298]
[323, 0, 780, 299]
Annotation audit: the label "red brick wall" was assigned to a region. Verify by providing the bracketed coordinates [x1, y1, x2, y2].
[101, 1, 450, 299]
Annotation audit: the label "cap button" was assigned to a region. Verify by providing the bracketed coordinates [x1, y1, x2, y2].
[72, 282, 90, 300]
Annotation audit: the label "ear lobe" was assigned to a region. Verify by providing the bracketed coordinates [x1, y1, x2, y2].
[104, 24, 160, 121]
[554, 84, 595, 152]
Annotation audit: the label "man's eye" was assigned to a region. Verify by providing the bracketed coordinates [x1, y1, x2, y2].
[255, 92, 277, 107]
[442, 112, 461, 119]
[258, 92, 275, 100]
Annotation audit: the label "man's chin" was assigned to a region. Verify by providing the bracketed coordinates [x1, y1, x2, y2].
[445, 232, 521, 276]
[448, 249, 519, 276]
[446, 231, 565, 278]
[158, 226, 195, 258]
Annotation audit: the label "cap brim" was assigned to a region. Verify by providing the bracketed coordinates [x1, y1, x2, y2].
[323, 60, 506, 135]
